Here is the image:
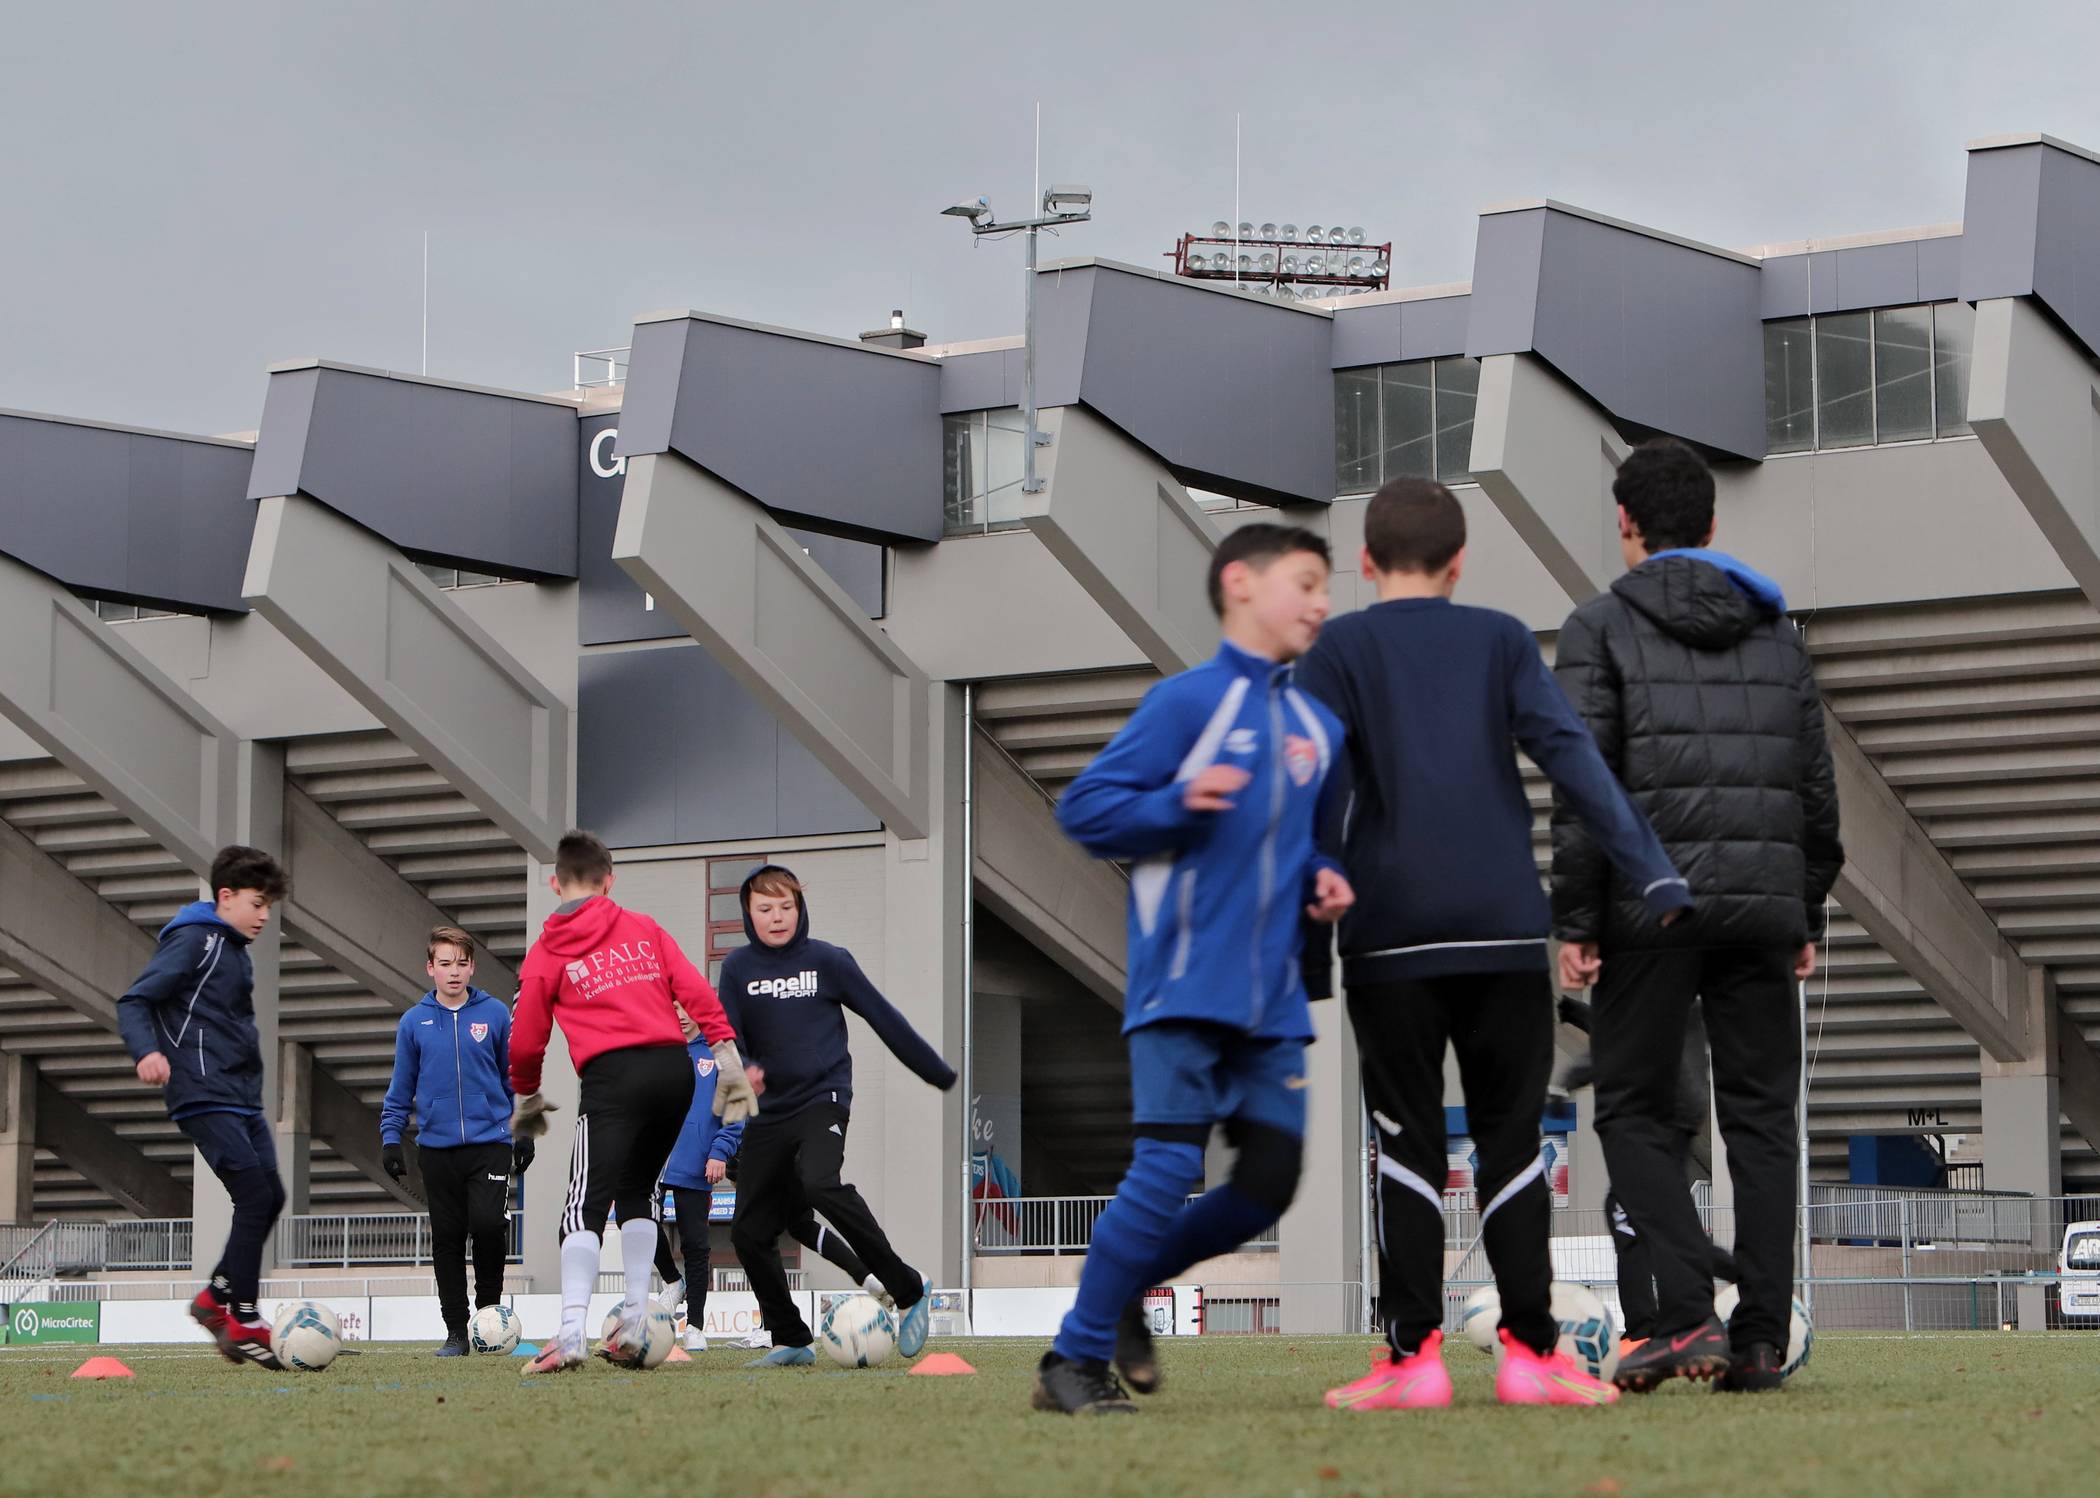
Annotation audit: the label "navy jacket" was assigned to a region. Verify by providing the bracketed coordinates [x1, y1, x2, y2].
[380, 989, 514, 1149]
[1293, 598, 1690, 988]
[661, 1039, 744, 1190]
[718, 865, 956, 1121]
[1058, 639, 1345, 1041]
[115, 902, 264, 1120]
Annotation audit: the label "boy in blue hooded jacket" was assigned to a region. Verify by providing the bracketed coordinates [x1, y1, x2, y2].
[649, 1004, 884, 1351]
[1033, 524, 1354, 1416]
[379, 925, 518, 1356]
[117, 845, 291, 1370]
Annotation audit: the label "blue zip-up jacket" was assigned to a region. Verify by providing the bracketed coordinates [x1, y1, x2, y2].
[718, 865, 957, 1120]
[661, 1039, 744, 1190]
[1057, 639, 1345, 1041]
[379, 989, 514, 1149]
[115, 902, 264, 1120]
[1293, 597, 1691, 989]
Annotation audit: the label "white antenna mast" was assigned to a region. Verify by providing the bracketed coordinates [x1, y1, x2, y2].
[420, 230, 429, 376]
[1234, 113, 1242, 286]
[1033, 100, 1042, 205]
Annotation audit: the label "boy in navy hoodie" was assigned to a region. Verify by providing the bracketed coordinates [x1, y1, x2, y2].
[379, 925, 519, 1356]
[722, 865, 957, 1367]
[117, 844, 291, 1370]
[650, 1003, 884, 1351]
[1293, 479, 1689, 1412]
[1035, 523, 1353, 1417]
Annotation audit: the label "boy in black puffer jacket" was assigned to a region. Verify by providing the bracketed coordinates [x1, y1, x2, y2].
[1551, 437, 1843, 1395]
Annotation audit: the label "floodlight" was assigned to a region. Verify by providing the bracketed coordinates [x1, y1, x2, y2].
[1306, 254, 1326, 274]
[1281, 254, 1299, 273]
[1348, 227, 1365, 245]
[1212, 220, 1231, 236]
[942, 196, 992, 225]
[1281, 223, 1299, 241]
[1188, 252, 1208, 271]
[1044, 183, 1093, 213]
[1258, 252, 1275, 272]
[1237, 253, 1252, 272]
[1372, 258, 1390, 276]
[1238, 221, 1253, 237]
[1348, 256, 1367, 276]
[1306, 225, 1324, 243]
[1259, 222, 1277, 240]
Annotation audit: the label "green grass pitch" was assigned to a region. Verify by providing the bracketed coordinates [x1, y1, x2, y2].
[4, 1333, 2096, 1498]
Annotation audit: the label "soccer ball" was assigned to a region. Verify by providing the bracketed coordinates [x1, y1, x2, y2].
[818, 1294, 898, 1368]
[276, 1300, 342, 1372]
[599, 1306, 677, 1369]
[1713, 1285, 1813, 1377]
[469, 1304, 520, 1355]
[1456, 1282, 1620, 1382]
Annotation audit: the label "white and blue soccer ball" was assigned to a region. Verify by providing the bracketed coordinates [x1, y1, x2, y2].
[819, 1293, 897, 1368]
[1458, 1282, 1621, 1382]
[469, 1304, 520, 1355]
[1713, 1284, 1813, 1378]
[600, 1306, 678, 1369]
[276, 1300, 342, 1372]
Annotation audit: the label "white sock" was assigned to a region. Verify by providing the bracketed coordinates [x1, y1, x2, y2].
[621, 1219, 658, 1315]
[864, 1274, 886, 1299]
[559, 1231, 600, 1341]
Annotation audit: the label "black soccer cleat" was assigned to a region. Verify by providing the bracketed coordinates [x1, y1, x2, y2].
[1032, 1351, 1139, 1415]
[1114, 1303, 1161, 1395]
[434, 1329, 471, 1358]
[1612, 1314, 1732, 1393]
[1715, 1341, 1786, 1393]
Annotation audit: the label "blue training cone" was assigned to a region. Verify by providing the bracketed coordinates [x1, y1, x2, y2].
[513, 1342, 539, 1358]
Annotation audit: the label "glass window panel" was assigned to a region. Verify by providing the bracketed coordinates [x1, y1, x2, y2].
[1378, 361, 1435, 480]
[1934, 300, 1975, 437]
[982, 408, 1028, 529]
[1334, 367, 1380, 493]
[709, 891, 744, 921]
[1873, 305, 1934, 443]
[941, 413, 977, 533]
[1434, 357, 1479, 482]
[1814, 311, 1874, 449]
[1762, 318, 1815, 453]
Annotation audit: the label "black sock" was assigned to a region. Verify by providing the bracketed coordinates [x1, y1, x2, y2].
[208, 1275, 232, 1304]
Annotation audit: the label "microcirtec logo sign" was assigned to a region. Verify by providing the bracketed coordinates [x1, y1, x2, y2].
[8, 1304, 100, 1342]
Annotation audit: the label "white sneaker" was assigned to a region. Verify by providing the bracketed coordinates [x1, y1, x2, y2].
[682, 1326, 708, 1353]
[654, 1279, 684, 1315]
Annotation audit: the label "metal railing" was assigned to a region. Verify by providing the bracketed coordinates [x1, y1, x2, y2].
[972, 1195, 1281, 1256]
[573, 347, 630, 390]
[274, 1213, 525, 1268]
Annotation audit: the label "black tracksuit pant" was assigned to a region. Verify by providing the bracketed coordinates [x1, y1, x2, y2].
[730, 1100, 920, 1348]
[1592, 947, 1799, 1352]
[1349, 972, 1557, 1357]
[420, 1140, 513, 1333]
[655, 1193, 872, 1329]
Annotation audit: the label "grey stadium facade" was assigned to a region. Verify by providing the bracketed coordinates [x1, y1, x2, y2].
[3, 131, 2099, 1321]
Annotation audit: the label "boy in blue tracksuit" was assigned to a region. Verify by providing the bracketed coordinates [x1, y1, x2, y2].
[1033, 523, 1354, 1416]
[117, 845, 291, 1370]
[650, 1009, 881, 1351]
[379, 925, 519, 1356]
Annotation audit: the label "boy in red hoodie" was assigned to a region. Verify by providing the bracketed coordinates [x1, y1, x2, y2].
[511, 830, 756, 1373]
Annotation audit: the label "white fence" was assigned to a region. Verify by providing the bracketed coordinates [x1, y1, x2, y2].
[972, 1196, 1281, 1255]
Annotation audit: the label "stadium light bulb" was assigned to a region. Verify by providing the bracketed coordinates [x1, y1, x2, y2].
[1281, 254, 1299, 273]
[1238, 221, 1253, 237]
[1212, 220, 1231, 237]
[1306, 225, 1324, 244]
[1258, 252, 1276, 272]
[1348, 226, 1366, 245]
[1372, 258, 1389, 277]
[1281, 223, 1299, 241]
[1259, 222, 1277, 240]
[1188, 253, 1207, 271]
[1237, 253, 1252, 271]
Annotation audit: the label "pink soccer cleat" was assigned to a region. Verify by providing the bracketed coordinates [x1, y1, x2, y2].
[1494, 1328, 1619, 1406]
[525, 1329, 588, 1375]
[1324, 1330, 1453, 1411]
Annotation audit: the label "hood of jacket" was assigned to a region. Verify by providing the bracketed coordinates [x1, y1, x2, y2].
[534, 893, 626, 959]
[739, 863, 811, 953]
[1612, 551, 1786, 649]
[411, 986, 503, 1015]
[159, 900, 249, 946]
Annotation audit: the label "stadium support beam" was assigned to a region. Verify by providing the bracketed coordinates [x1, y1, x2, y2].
[0, 549, 238, 872]
[0, 816, 154, 1034]
[1021, 405, 1226, 674]
[282, 782, 516, 1006]
[970, 724, 1126, 1009]
[0, 1052, 34, 1222]
[612, 450, 932, 838]
[33, 1072, 187, 1218]
[309, 1060, 423, 1209]
[1471, 350, 2043, 1066]
[243, 492, 571, 863]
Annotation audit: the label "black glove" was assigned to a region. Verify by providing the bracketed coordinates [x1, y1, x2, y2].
[1557, 994, 1594, 1033]
[513, 1137, 535, 1174]
[382, 1142, 407, 1180]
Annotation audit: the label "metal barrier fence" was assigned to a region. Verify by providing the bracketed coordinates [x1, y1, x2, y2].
[274, 1213, 525, 1268]
[973, 1196, 1281, 1255]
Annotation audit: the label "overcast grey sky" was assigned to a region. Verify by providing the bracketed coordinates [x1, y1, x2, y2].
[5, 0, 2098, 436]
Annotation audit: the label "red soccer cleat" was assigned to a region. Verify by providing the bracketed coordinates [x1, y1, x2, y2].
[189, 1288, 239, 1364]
[1324, 1330, 1453, 1411]
[222, 1314, 284, 1372]
[1494, 1329, 1618, 1406]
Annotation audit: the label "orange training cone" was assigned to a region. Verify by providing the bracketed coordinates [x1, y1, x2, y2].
[71, 1357, 135, 1380]
[908, 1352, 976, 1376]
